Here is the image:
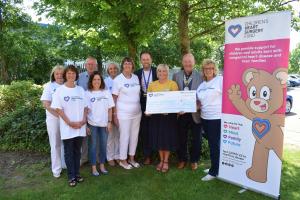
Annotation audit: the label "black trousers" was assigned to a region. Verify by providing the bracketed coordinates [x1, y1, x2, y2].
[177, 114, 202, 163]
[139, 113, 152, 157]
[201, 118, 221, 176]
[139, 96, 153, 158]
[63, 136, 83, 180]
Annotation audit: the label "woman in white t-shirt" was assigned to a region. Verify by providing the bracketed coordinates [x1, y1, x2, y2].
[40, 65, 65, 178]
[104, 63, 121, 167]
[196, 59, 222, 181]
[51, 65, 88, 187]
[112, 57, 142, 170]
[86, 71, 114, 176]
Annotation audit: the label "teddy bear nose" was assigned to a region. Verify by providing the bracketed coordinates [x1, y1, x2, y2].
[254, 100, 260, 105]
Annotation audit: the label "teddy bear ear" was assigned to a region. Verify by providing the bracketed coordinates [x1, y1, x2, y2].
[273, 68, 288, 88]
[242, 68, 258, 85]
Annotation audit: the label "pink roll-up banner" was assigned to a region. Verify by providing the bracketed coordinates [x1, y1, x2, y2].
[219, 11, 291, 199]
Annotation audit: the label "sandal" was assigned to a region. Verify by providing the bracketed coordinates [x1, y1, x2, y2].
[68, 178, 77, 187]
[156, 161, 163, 172]
[76, 176, 84, 183]
[161, 162, 169, 173]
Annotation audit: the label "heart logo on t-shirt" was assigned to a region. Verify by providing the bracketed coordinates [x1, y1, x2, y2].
[228, 24, 242, 37]
[124, 84, 130, 88]
[64, 96, 70, 102]
[149, 93, 153, 97]
[90, 97, 96, 102]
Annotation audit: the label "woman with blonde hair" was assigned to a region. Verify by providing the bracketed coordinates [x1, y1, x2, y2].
[196, 59, 222, 181]
[40, 65, 65, 178]
[147, 64, 179, 173]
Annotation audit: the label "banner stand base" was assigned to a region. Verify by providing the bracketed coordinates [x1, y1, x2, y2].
[238, 188, 247, 194]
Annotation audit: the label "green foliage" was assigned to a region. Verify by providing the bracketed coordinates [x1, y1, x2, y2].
[0, 81, 49, 152]
[289, 43, 300, 73]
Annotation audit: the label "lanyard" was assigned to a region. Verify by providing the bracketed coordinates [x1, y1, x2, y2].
[142, 68, 152, 91]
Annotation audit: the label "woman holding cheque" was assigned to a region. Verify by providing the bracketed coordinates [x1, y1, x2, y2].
[51, 65, 88, 187]
[146, 64, 179, 173]
[86, 72, 114, 176]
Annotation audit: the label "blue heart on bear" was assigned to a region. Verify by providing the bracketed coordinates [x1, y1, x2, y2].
[64, 96, 70, 102]
[228, 24, 242, 37]
[252, 118, 271, 139]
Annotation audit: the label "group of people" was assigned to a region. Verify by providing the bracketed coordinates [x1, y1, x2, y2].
[41, 51, 223, 187]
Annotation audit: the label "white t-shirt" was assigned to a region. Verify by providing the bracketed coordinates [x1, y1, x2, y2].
[112, 73, 141, 119]
[40, 81, 62, 120]
[85, 90, 115, 127]
[196, 76, 223, 120]
[104, 76, 114, 93]
[51, 85, 87, 140]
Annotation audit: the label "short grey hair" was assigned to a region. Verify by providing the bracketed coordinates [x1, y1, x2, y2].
[85, 56, 98, 64]
[106, 62, 119, 74]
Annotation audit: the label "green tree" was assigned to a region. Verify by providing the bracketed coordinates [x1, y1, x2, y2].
[289, 43, 300, 73]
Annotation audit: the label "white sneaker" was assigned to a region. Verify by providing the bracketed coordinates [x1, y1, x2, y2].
[203, 168, 209, 173]
[119, 162, 133, 170]
[201, 174, 216, 181]
[53, 173, 61, 178]
[128, 161, 140, 168]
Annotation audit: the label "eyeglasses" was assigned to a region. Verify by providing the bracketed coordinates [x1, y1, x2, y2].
[203, 67, 214, 71]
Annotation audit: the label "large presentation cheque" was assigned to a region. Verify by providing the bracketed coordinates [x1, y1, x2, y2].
[145, 90, 197, 114]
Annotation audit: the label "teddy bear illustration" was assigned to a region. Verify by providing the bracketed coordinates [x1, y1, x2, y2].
[227, 68, 288, 183]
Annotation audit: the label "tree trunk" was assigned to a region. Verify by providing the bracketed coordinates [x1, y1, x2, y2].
[178, 0, 190, 56]
[127, 40, 138, 67]
[0, 58, 9, 84]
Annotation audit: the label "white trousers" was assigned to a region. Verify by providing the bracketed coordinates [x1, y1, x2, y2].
[106, 124, 120, 161]
[46, 118, 66, 175]
[118, 114, 142, 160]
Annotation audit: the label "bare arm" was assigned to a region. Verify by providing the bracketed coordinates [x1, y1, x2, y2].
[228, 84, 256, 120]
[42, 101, 58, 117]
[112, 94, 119, 127]
[106, 108, 113, 133]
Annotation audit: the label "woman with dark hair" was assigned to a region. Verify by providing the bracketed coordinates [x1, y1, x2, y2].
[40, 65, 65, 178]
[112, 57, 142, 170]
[51, 65, 88, 187]
[86, 72, 114, 176]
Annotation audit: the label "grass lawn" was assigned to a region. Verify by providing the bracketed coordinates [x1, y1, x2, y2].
[0, 148, 299, 200]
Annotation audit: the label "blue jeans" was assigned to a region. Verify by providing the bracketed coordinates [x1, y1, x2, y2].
[201, 118, 221, 177]
[88, 125, 108, 165]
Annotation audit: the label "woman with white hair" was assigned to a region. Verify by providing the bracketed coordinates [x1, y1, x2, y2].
[104, 63, 120, 166]
[40, 65, 66, 178]
[147, 64, 179, 173]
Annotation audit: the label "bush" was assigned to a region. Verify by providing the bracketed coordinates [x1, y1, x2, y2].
[0, 81, 49, 152]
